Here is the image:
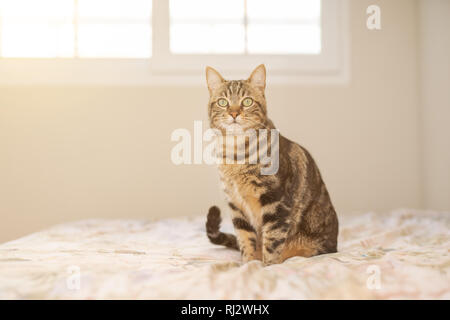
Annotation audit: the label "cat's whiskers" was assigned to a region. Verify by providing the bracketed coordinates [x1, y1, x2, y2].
[242, 117, 271, 131]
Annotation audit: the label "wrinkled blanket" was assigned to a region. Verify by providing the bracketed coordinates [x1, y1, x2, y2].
[0, 209, 449, 299]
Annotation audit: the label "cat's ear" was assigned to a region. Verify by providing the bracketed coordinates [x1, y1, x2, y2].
[206, 66, 224, 93]
[248, 64, 266, 91]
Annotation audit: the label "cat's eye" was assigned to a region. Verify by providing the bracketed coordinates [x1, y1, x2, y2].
[242, 97, 253, 107]
[217, 98, 229, 107]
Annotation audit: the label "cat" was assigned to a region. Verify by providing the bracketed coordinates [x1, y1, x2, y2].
[205, 64, 339, 265]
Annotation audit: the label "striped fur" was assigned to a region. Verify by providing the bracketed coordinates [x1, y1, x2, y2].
[205, 65, 339, 265]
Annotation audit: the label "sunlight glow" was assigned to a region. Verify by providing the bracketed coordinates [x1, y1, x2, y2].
[0, 0, 74, 57]
[0, 0, 152, 58]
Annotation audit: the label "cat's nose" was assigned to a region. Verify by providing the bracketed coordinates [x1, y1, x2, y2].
[230, 111, 240, 119]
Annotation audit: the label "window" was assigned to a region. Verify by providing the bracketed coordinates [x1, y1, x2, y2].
[0, 0, 152, 58]
[170, 0, 321, 55]
[0, 0, 349, 84]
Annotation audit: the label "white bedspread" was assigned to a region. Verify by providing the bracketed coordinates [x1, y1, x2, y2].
[0, 209, 449, 299]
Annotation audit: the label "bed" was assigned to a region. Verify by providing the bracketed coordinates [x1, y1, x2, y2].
[0, 209, 448, 299]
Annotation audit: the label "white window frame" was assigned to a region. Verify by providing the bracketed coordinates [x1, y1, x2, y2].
[0, 0, 349, 85]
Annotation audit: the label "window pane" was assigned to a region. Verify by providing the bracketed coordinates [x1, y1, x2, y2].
[77, 0, 152, 58]
[170, 0, 244, 54]
[0, 0, 74, 19]
[247, 24, 320, 54]
[171, 24, 244, 54]
[1, 22, 74, 57]
[78, 0, 151, 19]
[247, 0, 321, 54]
[78, 24, 151, 58]
[247, 0, 320, 22]
[0, 0, 74, 57]
[170, 0, 243, 21]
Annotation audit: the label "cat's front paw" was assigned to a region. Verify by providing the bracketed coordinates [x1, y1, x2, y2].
[262, 252, 284, 266]
[241, 253, 262, 264]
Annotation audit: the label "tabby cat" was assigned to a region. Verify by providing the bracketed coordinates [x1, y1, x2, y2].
[205, 65, 338, 265]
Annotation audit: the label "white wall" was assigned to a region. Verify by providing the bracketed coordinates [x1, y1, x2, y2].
[419, 0, 450, 211]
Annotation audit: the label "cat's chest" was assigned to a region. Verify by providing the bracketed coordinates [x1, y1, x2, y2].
[219, 166, 264, 229]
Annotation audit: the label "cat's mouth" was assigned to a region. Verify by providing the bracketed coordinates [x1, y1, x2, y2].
[220, 117, 259, 135]
[225, 122, 244, 135]
[216, 116, 257, 135]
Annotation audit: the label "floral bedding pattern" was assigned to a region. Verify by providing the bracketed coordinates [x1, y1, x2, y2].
[0, 209, 449, 299]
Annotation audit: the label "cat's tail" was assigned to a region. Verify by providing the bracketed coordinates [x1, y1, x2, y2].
[206, 206, 239, 250]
